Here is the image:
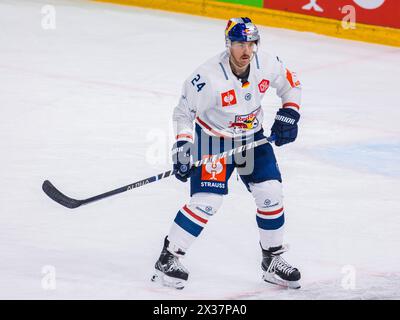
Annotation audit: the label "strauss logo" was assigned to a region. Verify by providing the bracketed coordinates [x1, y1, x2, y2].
[221, 89, 237, 107]
[205, 161, 223, 180]
[223, 93, 235, 104]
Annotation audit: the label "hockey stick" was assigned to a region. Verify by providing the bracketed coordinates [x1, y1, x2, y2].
[42, 135, 276, 209]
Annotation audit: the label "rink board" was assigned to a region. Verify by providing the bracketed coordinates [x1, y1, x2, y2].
[93, 0, 400, 47]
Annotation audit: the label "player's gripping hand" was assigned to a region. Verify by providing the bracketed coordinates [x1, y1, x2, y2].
[172, 140, 194, 182]
[271, 108, 300, 146]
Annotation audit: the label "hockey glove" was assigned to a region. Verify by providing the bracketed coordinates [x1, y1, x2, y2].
[271, 108, 300, 147]
[172, 140, 194, 182]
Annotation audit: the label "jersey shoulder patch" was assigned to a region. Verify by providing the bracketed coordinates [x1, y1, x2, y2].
[286, 68, 301, 88]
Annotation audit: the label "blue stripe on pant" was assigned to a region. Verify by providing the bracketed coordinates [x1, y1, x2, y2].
[256, 213, 285, 230]
[174, 211, 204, 237]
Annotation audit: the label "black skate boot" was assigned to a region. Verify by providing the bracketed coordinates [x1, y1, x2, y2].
[151, 236, 189, 290]
[261, 244, 301, 289]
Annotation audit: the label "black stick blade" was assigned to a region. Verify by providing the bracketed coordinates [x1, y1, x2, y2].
[42, 180, 82, 209]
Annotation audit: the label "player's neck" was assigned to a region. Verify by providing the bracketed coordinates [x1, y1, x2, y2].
[229, 57, 250, 77]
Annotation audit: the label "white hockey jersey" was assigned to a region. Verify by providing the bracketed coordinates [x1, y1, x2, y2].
[173, 50, 301, 142]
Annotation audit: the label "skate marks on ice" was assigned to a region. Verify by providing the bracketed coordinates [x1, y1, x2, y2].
[142, 255, 400, 299]
[144, 270, 400, 300]
[224, 271, 400, 300]
[0, 64, 175, 99]
[296, 271, 400, 300]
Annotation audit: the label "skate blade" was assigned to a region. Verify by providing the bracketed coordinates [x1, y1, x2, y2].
[151, 269, 186, 290]
[262, 272, 301, 289]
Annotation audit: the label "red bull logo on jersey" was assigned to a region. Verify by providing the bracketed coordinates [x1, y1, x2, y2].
[258, 79, 270, 93]
[229, 108, 260, 131]
[221, 89, 237, 107]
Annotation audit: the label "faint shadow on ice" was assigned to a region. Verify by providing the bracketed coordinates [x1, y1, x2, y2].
[310, 143, 400, 178]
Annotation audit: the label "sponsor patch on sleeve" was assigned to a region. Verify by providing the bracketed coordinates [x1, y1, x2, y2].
[286, 69, 301, 88]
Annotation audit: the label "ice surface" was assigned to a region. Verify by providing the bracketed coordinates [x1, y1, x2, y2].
[0, 0, 399, 299]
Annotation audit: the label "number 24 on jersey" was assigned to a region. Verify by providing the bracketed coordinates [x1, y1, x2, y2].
[191, 74, 206, 92]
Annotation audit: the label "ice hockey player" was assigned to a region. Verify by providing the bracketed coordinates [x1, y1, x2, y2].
[151, 17, 302, 290]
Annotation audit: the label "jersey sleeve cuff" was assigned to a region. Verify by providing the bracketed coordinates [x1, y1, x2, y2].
[176, 133, 194, 142]
[282, 102, 300, 111]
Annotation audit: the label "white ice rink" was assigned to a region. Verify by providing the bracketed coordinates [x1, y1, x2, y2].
[1, 0, 400, 299]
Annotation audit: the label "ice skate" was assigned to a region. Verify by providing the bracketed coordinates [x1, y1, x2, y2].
[261, 245, 301, 289]
[151, 237, 189, 290]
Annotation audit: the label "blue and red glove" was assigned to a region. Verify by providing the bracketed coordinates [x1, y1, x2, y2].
[270, 108, 300, 146]
[172, 140, 194, 182]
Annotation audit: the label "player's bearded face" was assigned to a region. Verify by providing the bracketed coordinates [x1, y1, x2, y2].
[229, 41, 257, 68]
